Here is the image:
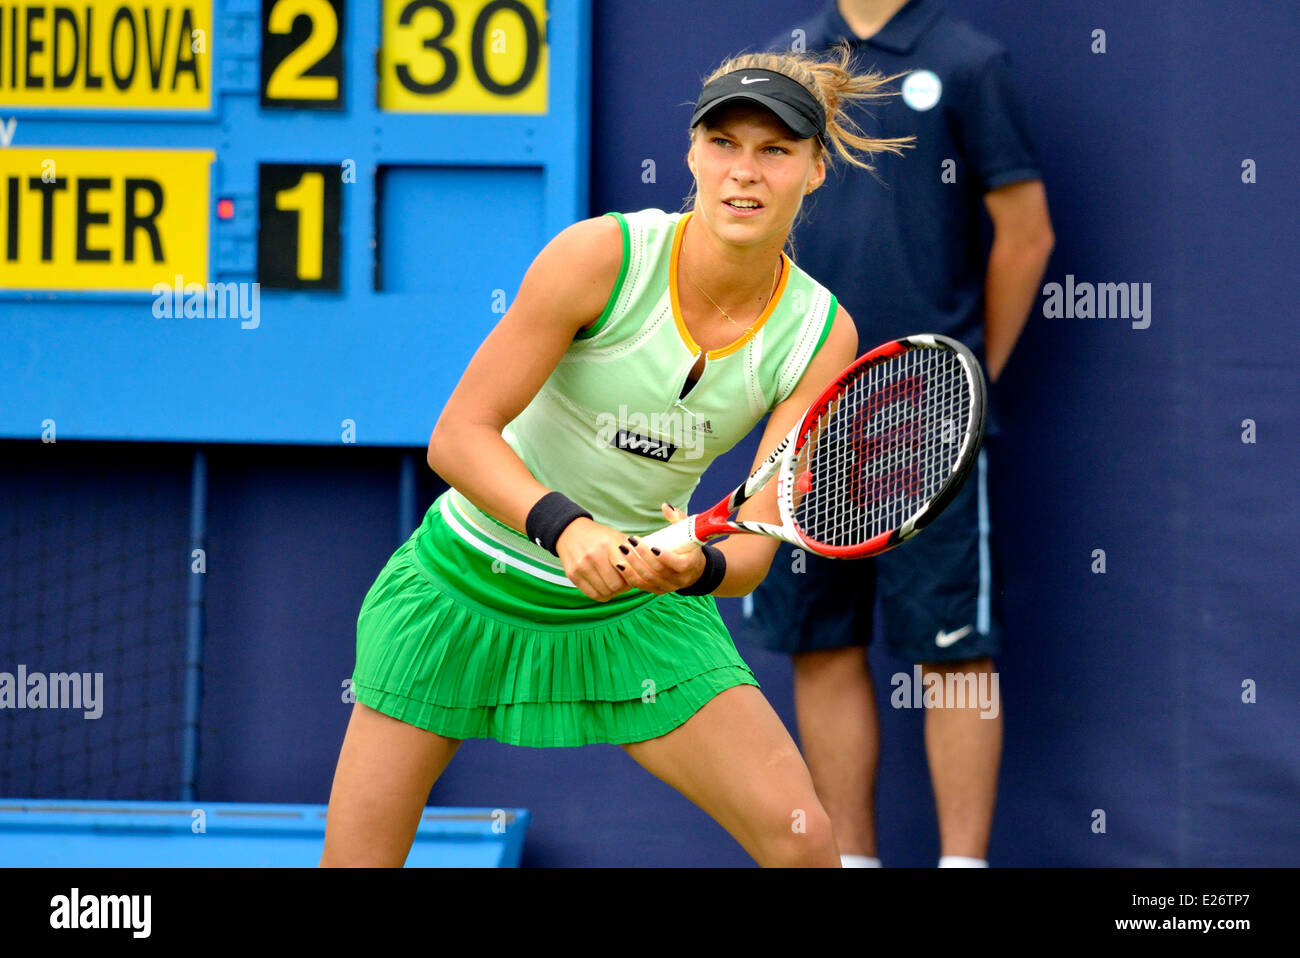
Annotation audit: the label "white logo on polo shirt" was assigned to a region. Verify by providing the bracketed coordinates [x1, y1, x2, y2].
[901, 70, 942, 111]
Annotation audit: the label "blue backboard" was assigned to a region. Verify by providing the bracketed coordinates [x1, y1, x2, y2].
[0, 0, 591, 446]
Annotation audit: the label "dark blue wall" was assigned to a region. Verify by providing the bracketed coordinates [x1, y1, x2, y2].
[2, 0, 1296, 866]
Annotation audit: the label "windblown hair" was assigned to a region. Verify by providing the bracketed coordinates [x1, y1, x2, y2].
[693, 41, 915, 173]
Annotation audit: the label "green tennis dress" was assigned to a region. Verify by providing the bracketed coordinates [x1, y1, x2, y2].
[352, 208, 838, 748]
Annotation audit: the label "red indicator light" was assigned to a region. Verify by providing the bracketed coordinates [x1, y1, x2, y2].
[217, 198, 235, 220]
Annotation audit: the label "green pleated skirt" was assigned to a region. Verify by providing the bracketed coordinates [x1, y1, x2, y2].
[351, 493, 760, 748]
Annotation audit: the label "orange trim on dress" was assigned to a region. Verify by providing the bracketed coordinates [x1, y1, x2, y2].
[669, 211, 790, 360]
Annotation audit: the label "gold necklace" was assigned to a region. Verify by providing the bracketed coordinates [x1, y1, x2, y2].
[682, 236, 782, 333]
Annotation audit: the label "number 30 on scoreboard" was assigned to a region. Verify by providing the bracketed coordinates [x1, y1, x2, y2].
[260, 0, 548, 113]
[380, 0, 548, 113]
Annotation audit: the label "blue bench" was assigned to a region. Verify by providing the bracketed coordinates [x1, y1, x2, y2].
[0, 800, 529, 867]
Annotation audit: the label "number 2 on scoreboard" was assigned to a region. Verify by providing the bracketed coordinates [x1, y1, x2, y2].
[261, 0, 346, 109]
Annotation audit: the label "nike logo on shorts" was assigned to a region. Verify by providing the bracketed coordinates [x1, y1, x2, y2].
[935, 625, 974, 648]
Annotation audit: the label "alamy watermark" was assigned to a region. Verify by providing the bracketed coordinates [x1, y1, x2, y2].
[890, 665, 999, 719]
[50, 888, 150, 938]
[1041, 274, 1151, 329]
[151, 274, 260, 329]
[0, 665, 103, 719]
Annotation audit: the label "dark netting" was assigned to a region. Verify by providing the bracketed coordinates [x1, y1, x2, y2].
[0, 445, 189, 800]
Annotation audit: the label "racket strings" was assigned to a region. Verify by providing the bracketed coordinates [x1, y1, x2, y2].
[793, 347, 971, 548]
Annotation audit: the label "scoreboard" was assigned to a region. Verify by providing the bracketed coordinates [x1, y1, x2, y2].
[0, 0, 590, 445]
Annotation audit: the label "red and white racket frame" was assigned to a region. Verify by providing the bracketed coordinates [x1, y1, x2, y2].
[639, 333, 987, 559]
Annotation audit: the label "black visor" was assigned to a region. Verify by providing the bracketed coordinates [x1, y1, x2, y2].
[691, 68, 827, 142]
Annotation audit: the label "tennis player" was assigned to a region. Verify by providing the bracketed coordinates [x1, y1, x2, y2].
[320, 46, 911, 868]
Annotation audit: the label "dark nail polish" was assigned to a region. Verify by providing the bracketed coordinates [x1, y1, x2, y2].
[652, 547, 662, 556]
[619, 544, 630, 555]
[628, 536, 640, 546]
[616, 563, 625, 571]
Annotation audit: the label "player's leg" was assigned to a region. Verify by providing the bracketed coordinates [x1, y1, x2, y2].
[878, 448, 1002, 863]
[919, 655, 1001, 860]
[320, 701, 462, 867]
[792, 647, 880, 859]
[742, 541, 879, 864]
[622, 684, 840, 866]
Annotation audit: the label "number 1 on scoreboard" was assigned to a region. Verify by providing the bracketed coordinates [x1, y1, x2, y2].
[257, 164, 342, 290]
[276, 173, 325, 281]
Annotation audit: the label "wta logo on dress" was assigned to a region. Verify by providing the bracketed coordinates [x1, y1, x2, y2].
[607, 429, 678, 461]
[595, 406, 708, 461]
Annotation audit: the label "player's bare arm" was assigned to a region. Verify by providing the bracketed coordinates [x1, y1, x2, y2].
[426, 214, 656, 600]
[715, 302, 858, 596]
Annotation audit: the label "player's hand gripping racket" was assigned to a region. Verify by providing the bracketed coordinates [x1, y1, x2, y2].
[641, 334, 987, 559]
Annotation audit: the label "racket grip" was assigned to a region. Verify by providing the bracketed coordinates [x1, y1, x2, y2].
[639, 517, 702, 553]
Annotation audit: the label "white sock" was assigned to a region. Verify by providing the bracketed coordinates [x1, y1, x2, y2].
[840, 854, 882, 868]
[938, 855, 988, 868]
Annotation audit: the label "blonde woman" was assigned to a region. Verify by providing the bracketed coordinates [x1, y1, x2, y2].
[321, 45, 911, 868]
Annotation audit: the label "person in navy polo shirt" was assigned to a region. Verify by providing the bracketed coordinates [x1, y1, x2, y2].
[743, 0, 1055, 867]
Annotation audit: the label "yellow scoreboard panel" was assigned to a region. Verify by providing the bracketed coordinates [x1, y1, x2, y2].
[0, 0, 212, 111]
[0, 147, 212, 290]
[380, 0, 547, 113]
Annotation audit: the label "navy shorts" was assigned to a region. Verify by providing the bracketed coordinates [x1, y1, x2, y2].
[738, 449, 1001, 663]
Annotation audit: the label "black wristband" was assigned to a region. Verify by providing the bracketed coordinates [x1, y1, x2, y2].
[525, 492, 593, 556]
[675, 544, 726, 596]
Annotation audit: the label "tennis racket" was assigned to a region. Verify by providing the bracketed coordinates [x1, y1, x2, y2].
[641, 333, 986, 559]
